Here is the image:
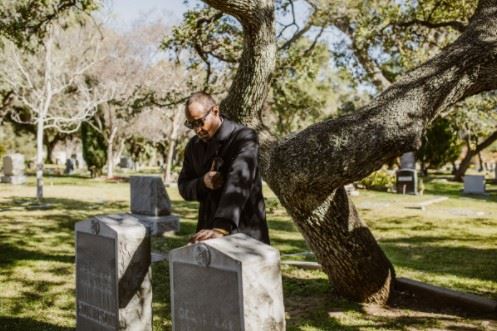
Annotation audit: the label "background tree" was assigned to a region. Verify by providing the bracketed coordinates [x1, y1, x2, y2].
[0, 22, 112, 200]
[194, 0, 497, 304]
[0, 0, 99, 118]
[416, 117, 462, 175]
[86, 20, 196, 178]
[452, 92, 497, 180]
[81, 118, 107, 177]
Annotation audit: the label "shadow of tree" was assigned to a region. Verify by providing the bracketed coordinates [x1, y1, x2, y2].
[0, 316, 73, 331]
[380, 236, 497, 284]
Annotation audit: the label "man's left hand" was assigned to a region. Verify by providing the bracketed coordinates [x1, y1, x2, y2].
[189, 229, 225, 243]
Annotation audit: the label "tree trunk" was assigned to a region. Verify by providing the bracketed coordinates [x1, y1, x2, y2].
[106, 128, 117, 179]
[203, 0, 497, 303]
[454, 130, 497, 181]
[164, 139, 176, 185]
[36, 113, 45, 201]
[165, 109, 183, 184]
[44, 133, 60, 164]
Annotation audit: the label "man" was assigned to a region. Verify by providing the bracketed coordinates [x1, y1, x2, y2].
[178, 92, 270, 244]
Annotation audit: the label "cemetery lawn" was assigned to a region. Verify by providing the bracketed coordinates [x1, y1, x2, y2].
[0, 174, 496, 330]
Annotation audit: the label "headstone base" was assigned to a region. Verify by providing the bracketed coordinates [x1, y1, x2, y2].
[1, 175, 26, 184]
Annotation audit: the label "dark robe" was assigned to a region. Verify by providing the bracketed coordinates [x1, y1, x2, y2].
[178, 118, 270, 244]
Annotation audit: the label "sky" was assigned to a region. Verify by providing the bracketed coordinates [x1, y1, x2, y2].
[99, 0, 200, 29]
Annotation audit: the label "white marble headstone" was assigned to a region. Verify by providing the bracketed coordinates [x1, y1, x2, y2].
[169, 234, 286, 331]
[3, 154, 25, 176]
[463, 175, 486, 194]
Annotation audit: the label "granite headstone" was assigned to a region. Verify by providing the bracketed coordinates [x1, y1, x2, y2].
[130, 176, 171, 216]
[396, 168, 418, 195]
[129, 176, 179, 235]
[400, 152, 416, 170]
[75, 215, 152, 331]
[169, 234, 286, 331]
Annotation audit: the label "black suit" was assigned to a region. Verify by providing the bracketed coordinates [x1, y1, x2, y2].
[178, 118, 270, 244]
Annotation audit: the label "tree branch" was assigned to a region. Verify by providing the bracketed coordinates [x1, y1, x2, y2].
[396, 18, 467, 33]
[267, 0, 497, 211]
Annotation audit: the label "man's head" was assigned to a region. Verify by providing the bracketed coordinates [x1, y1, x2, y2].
[184, 92, 222, 141]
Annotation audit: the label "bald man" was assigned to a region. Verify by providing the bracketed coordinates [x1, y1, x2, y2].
[178, 92, 270, 244]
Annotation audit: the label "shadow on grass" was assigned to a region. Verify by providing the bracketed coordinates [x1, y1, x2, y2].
[0, 316, 72, 331]
[281, 273, 471, 331]
[381, 236, 497, 285]
[0, 242, 73, 267]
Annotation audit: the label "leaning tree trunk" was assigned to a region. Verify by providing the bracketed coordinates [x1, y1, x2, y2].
[203, 0, 497, 303]
[454, 130, 497, 181]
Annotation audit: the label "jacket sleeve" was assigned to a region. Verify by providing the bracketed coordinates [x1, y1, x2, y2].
[178, 140, 208, 202]
[213, 128, 259, 230]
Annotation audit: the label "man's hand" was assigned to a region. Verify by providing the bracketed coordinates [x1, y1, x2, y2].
[203, 159, 224, 190]
[189, 229, 225, 243]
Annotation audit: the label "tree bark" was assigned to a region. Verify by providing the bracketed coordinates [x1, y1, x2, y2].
[454, 129, 497, 181]
[106, 127, 117, 179]
[36, 112, 45, 201]
[202, 0, 497, 303]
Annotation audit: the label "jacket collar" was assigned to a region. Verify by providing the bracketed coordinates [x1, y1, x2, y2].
[211, 117, 235, 144]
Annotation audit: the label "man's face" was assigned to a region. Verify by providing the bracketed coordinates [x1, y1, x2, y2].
[185, 102, 221, 141]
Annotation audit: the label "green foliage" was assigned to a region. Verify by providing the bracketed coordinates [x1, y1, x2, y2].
[417, 117, 462, 171]
[162, 3, 348, 135]
[360, 168, 395, 191]
[81, 120, 106, 177]
[0, 122, 36, 159]
[0, 0, 99, 49]
[271, 39, 337, 135]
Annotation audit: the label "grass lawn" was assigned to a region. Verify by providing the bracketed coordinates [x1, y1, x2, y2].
[0, 173, 496, 330]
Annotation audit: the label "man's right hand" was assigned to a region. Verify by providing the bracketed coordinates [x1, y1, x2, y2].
[203, 159, 224, 190]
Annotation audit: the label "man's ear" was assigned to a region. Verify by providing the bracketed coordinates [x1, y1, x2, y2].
[212, 105, 220, 117]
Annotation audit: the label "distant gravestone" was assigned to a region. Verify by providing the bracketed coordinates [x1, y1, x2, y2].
[54, 151, 67, 165]
[463, 175, 486, 194]
[396, 169, 418, 195]
[1, 154, 26, 184]
[130, 176, 171, 216]
[119, 157, 133, 169]
[169, 234, 286, 331]
[75, 215, 152, 331]
[65, 158, 75, 175]
[400, 152, 416, 169]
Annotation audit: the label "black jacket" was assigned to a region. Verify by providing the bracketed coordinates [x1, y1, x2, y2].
[178, 118, 270, 244]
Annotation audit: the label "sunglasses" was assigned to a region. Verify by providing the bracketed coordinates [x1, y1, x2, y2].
[184, 107, 213, 129]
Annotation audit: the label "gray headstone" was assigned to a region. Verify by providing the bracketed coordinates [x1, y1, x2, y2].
[3, 154, 25, 176]
[169, 234, 286, 331]
[75, 215, 152, 331]
[1, 154, 26, 184]
[396, 169, 418, 195]
[463, 175, 486, 194]
[119, 157, 133, 169]
[130, 176, 171, 216]
[65, 158, 75, 175]
[400, 152, 416, 170]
